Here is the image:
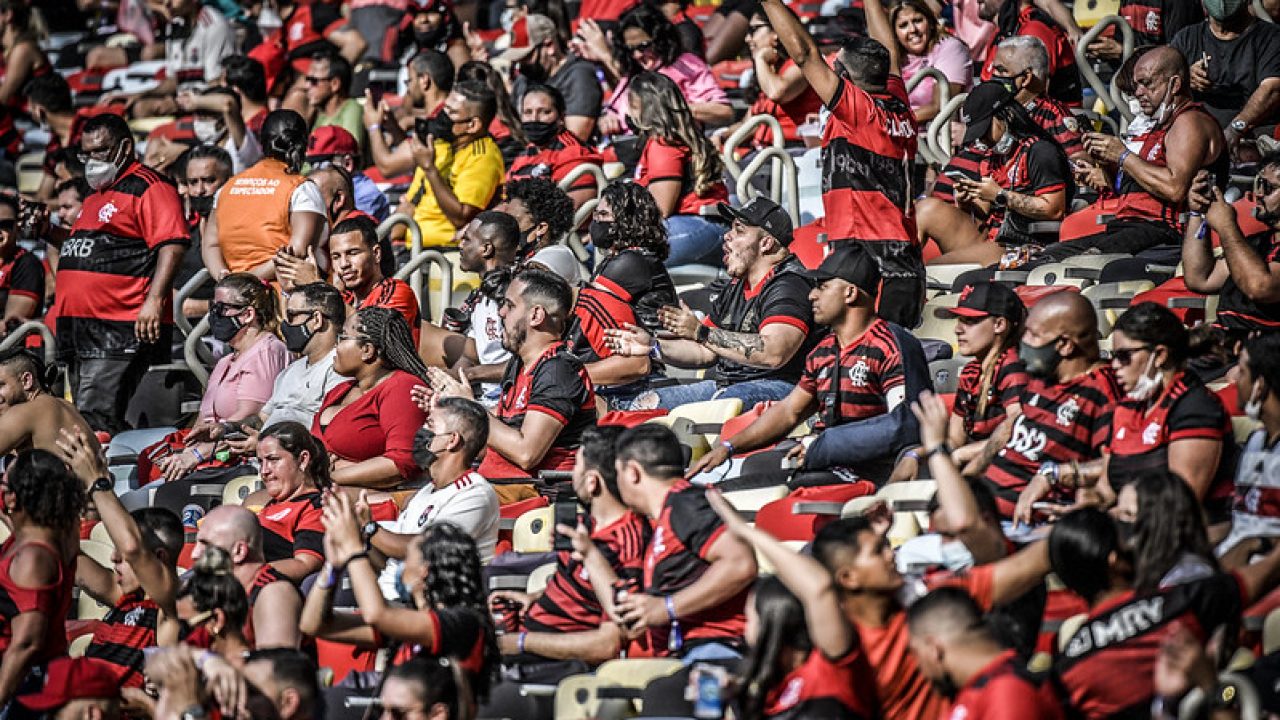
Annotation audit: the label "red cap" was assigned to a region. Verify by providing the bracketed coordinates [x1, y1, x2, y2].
[307, 125, 360, 158]
[18, 658, 120, 712]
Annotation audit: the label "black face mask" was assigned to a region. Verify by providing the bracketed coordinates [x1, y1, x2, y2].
[989, 72, 1022, 95]
[522, 120, 558, 147]
[208, 308, 245, 343]
[412, 426, 438, 471]
[427, 112, 456, 143]
[516, 227, 538, 258]
[1115, 519, 1136, 549]
[931, 673, 961, 700]
[589, 219, 615, 250]
[188, 194, 215, 217]
[280, 315, 317, 353]
[167, 16, 191, 40]
[413, 23, 448, 49]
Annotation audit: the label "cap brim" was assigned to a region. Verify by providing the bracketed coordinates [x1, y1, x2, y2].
[937, 306, 989, 319]
[716, 202, 748, 226]
[962, 116, 993, 148]
[495, 46, 535, 64]
[799, 267, 838, 283]
[16, 692, 63, 712]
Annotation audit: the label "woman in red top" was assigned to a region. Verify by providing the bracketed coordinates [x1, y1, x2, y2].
[0, 0, 50, 109]
[253, 421, 329, 582]
[178, 545, 251, 666]
[0, 450, 83, 708]
[731, 10, 823, 149]
[313, 306, 429, 489]
[629, 71, 730, 267]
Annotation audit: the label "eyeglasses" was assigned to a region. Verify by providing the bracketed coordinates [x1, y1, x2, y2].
[1111, 345, 1152, 365]
[304, 75, 332, 85]
[625, 40, 655, 54]
[285, 309, 319, 324]
[78, 141, 122, 165]
[748, 24, 769, 33]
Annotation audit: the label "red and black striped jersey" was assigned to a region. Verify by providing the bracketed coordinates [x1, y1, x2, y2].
[0, 248, 45, 319]
[342, 277, 421, 345]
[1114, 103, 1228, 230]
[762, 645, 879, 720]
[797, 318, 905, 430]
[983, 366, 1122, 517]
[1218, 230, 1280, 332]
[1054, 573, 1245, 720]
[1024, 96, 1085, 157]
[524, 511, 650, 638]
[643, 481, 747, 652]
[0, 539, 72, 662]
[590, 249, 677, 333]
[981, 5, 1081, 105]
[951, 649, 1063, 720]
[933, 137, 1070, 246]
[507, 131, 604, 190]
[55, 160, 188, 362]
[953, 347, 1030, 440]
[567, 284, 637, 366]
[258, 491, 326, 562]
[821, 76, 918, 244]
[633, 137, 729, 216]
[704, 256, 815, 386]
[85, 590, 158, 688]
[1108, 371, 1235, 503]
[245, 564, 297, 648]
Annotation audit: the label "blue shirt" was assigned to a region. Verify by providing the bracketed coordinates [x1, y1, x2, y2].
[353, 172, 390, 222]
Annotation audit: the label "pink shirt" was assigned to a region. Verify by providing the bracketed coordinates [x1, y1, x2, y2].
[950, 0, 997, 62]
[902, 35, 973, 112]
[604, 53, 728, 127]
[200, 334, 290, 421]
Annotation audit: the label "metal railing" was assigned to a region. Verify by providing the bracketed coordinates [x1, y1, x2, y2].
[183, 315, 211, 387]
[926, 92, 967, 162]
[394, 249, 452, 323]
[173, 268, 211, 337]
[735, 146, 800, 227]
[378, 213, 423, 299]
[0, 321, 56, 365]
[905, 68, 953, 166]
[557, 163, 608, 195]
[1076, 15, 1135, 121]
[721, 114, 786, 185]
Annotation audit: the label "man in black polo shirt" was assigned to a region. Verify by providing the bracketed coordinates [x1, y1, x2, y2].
[604, 197, 814, 411]
[690, 244, 930, 487]
[503, 14, 604, 143]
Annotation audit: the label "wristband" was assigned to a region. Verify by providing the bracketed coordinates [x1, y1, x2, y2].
[665, 595, 678, 621]
[517, 631, 528, 654]
[923, 443, 952, 460]
[317, 562, 338, 589]
[721, 440, 735, 457]
[903, 449, 921, 462]
[369, 123, 381, 132]
[665, 595, 683, 652]
[695, 325, 710, 343]
[189, 446, 206, 463]
[649, 341, 662, 360]
[340, 552, 370, 570]
[194, 650, 216, 671]
[1116, 149, 1132, 169]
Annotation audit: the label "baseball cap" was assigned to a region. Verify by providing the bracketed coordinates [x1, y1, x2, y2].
[716, 196, 794, 244]
[496, 15, 558, 65]
[307, 125, 359, 161]
[800, 244, 881, 296]
[960, 81, 1016, 147]
[17, 657, 120, 712]
[938, 281, 1026, 321]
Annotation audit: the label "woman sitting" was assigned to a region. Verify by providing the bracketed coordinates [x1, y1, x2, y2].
[917, 81, 1073, 267]
[893, 0, 972, 127]
[252, 422, 330, 583]
[507, 84, 603, 209]
[629, 71, 730, 267]
[313, 307, 430, 489]
[178, 545, 251, 666]
[1109, 472, 1218, 589]
[0, 0, 51, 110]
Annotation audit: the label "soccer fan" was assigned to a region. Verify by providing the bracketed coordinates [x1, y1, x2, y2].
[14, 656, 122, 720]
[1218, 333, 1280, 556]
[1087, 0, 1201, 54]
[688, 244, 927, 487]
[121, 0, 236, 119]
[178, 546, 252, 661]
[242, 649, 321, 720]
[189, 504, 303, 649]
[364, 50, 455, 179]
[253, 422, 329, 582]
[606, 196, 813, 411]
[495, 177, 575, 260]
[398, 0, 471, 69]
[360, 397, 499, 596]
[761, 0, 922, 326]
[306, 125, 390, 221]
[0, 1, 48, 108]
[25, 73, 93, 202]
[219, 55, 271, 139]
[426, 268, 596, 486]
[1183, 164, 1280, 336]
[0, 198, 42, 337]
[978, 0, 1080, 105]
[891, 1, 972, 127]
[175, 86, 263, 174]
[303, 51, 365, 151]
[507, 83, 603, 208]
[907, 587, 1064, 718]
[399, 81, 505, 248]
[55, 113, 187, 435]
[176, 144, 233, 318]
[205, 110, 328, 283]
[503, 14, 603, 142]
[0, 348, 102, 464]
[379, 657, 470, 720]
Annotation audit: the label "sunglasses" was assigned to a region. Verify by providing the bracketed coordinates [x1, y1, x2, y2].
[304, 75, 332, 85]
[210, 301, 248, 316]
[1111, 345, 1152, 365]
[748, 23, 770, 33]
[626, 40, 655, 53]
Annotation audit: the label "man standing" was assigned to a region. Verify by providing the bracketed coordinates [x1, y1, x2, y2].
[56, 114, 187, 435]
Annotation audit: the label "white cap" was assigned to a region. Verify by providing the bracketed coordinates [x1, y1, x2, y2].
[529, 245, 584, 287]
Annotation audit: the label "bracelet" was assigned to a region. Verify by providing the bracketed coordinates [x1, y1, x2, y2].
[1116, 149, 1132, 169]
[517, 631, 528, 654]
[649, 341, 662, 360]
[340, 552, 370, 570]
[369, 123, 381, 132]
[188, 446, 206, 463]
[664, 595, 678, 622]
[923, 443, 952, 460]
[721, 440, 735, 457]
[317, 562, 338, 589]
[903, 449, 921, 462]
[194, 649, 216, 671]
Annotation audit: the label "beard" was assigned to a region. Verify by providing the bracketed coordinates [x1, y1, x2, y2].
[501, 317, 528, 354]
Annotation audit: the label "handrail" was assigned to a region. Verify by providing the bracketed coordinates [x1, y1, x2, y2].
[1076, 15, 1135, 120]
[735, 146, 800, 227]
[927, 92, 967, 162]
[570, 197, 599, 265]
[173, 268, 211, 337]
[378, 213, 423, 299]
[906, 68, 953, 166]
[0, 321, 55, 365]
[394, 249, 452, 322]
[721, 114, 785, 184]
[184, 316, 211, 387]
[557, 163, 607, 195]
[1257, 0, 1275, 22]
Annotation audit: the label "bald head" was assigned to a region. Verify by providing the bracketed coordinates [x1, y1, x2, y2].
[907, 587, 991, 644]
[1029, 291, 1098, 341]
[307, 166, 353, 216]
[198, 504, 263, 563]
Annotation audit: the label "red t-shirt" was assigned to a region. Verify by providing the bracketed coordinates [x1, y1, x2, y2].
[749, 60, 824, 147]
[507, 130, 603, 190]
[312, 370, 428, 482]
[952, 649, 1064, 720]
[343, 277, 421, 345]
[634, 137, 729, 216]
[258, 491, 326, 562]
[763, 645, 879, 720]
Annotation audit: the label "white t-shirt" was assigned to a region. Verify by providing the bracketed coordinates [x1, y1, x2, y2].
[261, 349, 343, 428]
[468, 295, 509, 401]
[377, 471, 500, 600]
[223, 130, 263, 175]
[165, 6, 235, 87]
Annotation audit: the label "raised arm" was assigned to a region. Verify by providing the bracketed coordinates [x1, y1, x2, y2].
[758, 0, 840, 105]
[862, 0, 900, 77]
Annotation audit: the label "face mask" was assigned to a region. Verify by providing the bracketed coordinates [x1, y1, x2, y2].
[414, 23, 448, 49]
[990, 73, 1020, 95]
[394, 564, 415, 604]
[188, 194, 215, 217]
[167, 15, 191, 40]
[993, 132, 1016, 155]
[589, 220, 615, 250]
[1115, 519, 1137, 549]
[522, 120, 557, 147]
[427, 111, 456, 143]
[1019, 339, 1062, 379]
[938, 540, 974, 572]
[930, 673, 961, 700]
[85, 144, 122, 190]
[499, 5, 517, 31]
[1152, 80, 1175, 126]
[412, 426, 438, 471]
[193, 119, 223, 144]
[207, 309, 245, 343]
[280, 315, 316, 353]
[1247, 381, 1266, 421]
[1126, 353, 1163, 401]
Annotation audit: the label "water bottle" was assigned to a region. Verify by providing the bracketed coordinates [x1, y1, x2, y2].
[181, 503, 205, 529]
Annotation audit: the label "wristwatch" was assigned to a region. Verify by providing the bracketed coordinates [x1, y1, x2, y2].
[1230, 118, 1249, 134]
[695, 325, 711, 343]
[90, 477, 113, 494]
[993, 189, 1009, 208]
[361, 521, 380, 541]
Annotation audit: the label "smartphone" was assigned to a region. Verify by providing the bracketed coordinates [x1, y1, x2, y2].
[367, 84, 385, 107]
[943, 170, 968, 181]
[415, 117, 432, 141]
[553, 500, 578, 552]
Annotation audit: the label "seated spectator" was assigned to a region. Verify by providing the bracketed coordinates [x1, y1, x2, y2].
[1184, 165, 1280, 336]
[50, 178, 90, 278]
[918, 81, 1073, 266]
[178, 545, 252, 662]
[0, 450, 84, 708]
[688, 244, 927, 487]
[979, 292, 1120, 518]
[13, 656, 123, 720]
[219, 55, 271, 139]
[362, 396, 498, 600]
[301, 509, 498, 702]
[1087, 0, 1201, 57]
[314, 306, 430, 489]
[296, 165, 396, 279]
[305, 126, 390, 221]
[242, 648, 321, 720]
[496, 177, 575, 260]
[504, 14, 603, 143]
[581, 4, 731, 133]
[1109, 471, 1218, 588]
[1035, 47, 1227, 265]
[190, 505, 303, 649]
[398, 81, 505, 248]
[205, 110, 327, 283]
[628, 71, 730, 267]
[379, 657, 471, 720]
[606, 196, 810, 411]
[397, 0, 471, 71]
[0, 1, 49, 108]
[1015, 303, 1234, 523]
[302, 51, 366, 154]
[122, 0, 236, 119]
[176, 144, 234, 319]
[426, 268, 596, 488]
[715, 8, 822, 149]
[0, 196, 44, 334]
[175, 86, 263, 174]
[1172, 0, 1280, 145]
[507, 84, 603, 208]
[364, 49, 455, 180]
[979, 0, 1080, 105]
[458, 60, 530, 169]
[253, 422, 330, 582]
[25, 58, 82, 203]
[1218, 333, 1280, 557]
[894, 0, 973, 126]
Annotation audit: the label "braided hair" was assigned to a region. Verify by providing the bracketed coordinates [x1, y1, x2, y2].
[354, 307, 431, 382]
[259, 109, 308, 174]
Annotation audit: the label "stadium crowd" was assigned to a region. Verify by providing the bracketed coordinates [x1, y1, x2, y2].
[0, 0, 1279, 717]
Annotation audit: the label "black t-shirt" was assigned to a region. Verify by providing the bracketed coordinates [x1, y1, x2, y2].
[175, 218, 213, 302]
[705, 255, 815, 386]
[1218, 230, 1280, 332]
[513, 55, 604, 120]
[594, 249, 676, 332]
[1172, 20, 1280, 127]
[0, 248, 45, 322]
[495, 342, 596, 470]
[1120, 0, 1203, 46]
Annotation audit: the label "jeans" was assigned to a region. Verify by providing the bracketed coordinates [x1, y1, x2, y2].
[681, 641, 743, 664]
[69, 355, 153, 435]
[665, 215, 726, 267]
[651, 377, 795, 411]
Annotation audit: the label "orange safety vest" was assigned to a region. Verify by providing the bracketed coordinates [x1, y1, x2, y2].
[215, 158, 309, 273]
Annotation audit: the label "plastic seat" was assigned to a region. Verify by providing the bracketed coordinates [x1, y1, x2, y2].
[1235, 416, 1262, 443]
[512, 506, 555, 554]
[69, 635, 93, 658]
[1026, 263, 1098, 289]
[722, 485, 789, 518]
[877, 480, 938, 529]
[916, 293, 962, 349]
[594, 658, 685, 695]
[553, 674, 606, 720]
[77, 540, 115, 621]
[925, 264, 982, 292]
[89, 522, 114, 547]
[660, 398, 745, 445]
[1082, 280, 1156, 336]
[1058, 613, 1090, 653]
[756, 540, 808, 575]
[1060, 253, 1131, 271]
[222, 475, 263, 506]
[526, 562, 557, 595]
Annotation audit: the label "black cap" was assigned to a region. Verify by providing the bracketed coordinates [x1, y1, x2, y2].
[960, 81, 1016, 147]
[937, 281, 1026, 322]
[717, 196, 793, 243]
[800, 243, 881, 295]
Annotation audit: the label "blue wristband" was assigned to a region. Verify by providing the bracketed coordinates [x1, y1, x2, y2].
[517, 631, 527, 654]
[665, 595, 678, 622]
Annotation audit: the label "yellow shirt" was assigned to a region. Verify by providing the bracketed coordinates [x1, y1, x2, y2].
[406, 135, 505, 247]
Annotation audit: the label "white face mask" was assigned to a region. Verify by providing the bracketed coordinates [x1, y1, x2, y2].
[1246, 381, 1266, 422]
[1126, 353, 1163, 401]
[193, 119, 223, 144]
[84, 155, 121, 190]
[1152, 80, 1176, 126]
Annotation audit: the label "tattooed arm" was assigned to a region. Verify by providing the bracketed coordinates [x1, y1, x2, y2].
[703, 325, 807, 369]
[1003, 188, 1067, 221]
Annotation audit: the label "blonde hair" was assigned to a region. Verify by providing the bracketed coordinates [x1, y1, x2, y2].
[630, 72, 724, 197]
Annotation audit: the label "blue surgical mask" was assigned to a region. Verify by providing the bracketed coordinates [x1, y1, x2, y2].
[394, 564, 414, 604]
